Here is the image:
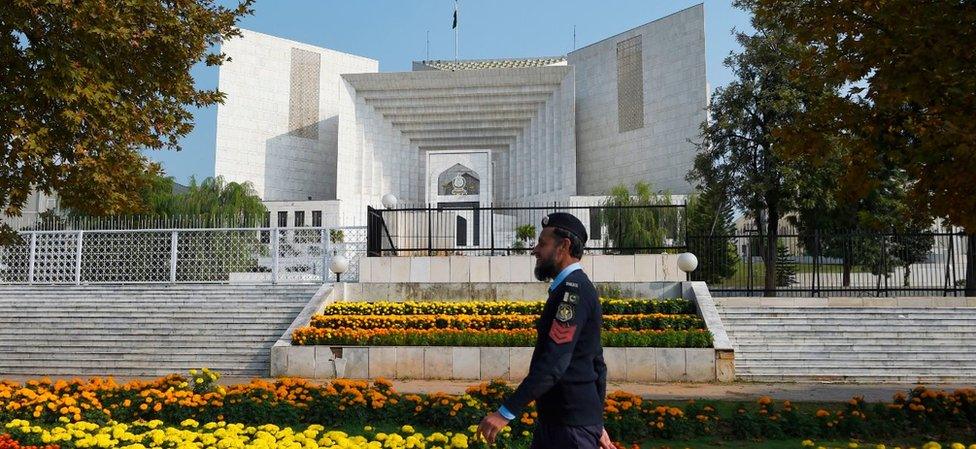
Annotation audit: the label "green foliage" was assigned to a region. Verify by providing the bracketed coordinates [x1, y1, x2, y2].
[329, 229, 345, 244]
[686, 22, 841, 295]
[774, 241, 796, 287]
[295, 328, 713, 348]
[602, 182, 679, 254]
[309, 313, 706, 332]
[320, 298, 697, 316]
[0, 1, 254, 230]
[686, 185, 740, 284]
[514, 224, 536, 243]
[511, 224, 536, 254]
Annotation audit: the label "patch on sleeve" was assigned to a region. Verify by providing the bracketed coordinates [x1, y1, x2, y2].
[555, 302, 575, 322]
[549, 320, 577, 344]
[562, 292, 579, 304]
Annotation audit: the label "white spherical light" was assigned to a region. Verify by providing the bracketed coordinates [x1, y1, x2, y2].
[677, 252, 698, 273]
[329, 255, 349, 275]
[381, 193, 398, 209]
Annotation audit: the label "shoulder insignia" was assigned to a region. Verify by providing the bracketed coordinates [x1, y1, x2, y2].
[566, 281, 579, 288]
[549, 320, 577, 344]
[562, 292, 579, 304]
[556, 302, 575, 322]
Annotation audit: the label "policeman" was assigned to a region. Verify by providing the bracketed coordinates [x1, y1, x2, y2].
[477, 212, 613, 449]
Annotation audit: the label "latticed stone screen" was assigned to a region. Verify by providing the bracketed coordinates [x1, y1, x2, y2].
[616, 35, 644, 133]
[289, 48, 321, 139]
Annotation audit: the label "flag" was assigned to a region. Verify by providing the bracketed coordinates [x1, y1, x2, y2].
[452, 1, 457, 29]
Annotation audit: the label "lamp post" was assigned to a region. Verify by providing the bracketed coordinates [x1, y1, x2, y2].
[678, 252, 699, 274]
[381, 193, 398, 209]
[330, 255, 349, 283]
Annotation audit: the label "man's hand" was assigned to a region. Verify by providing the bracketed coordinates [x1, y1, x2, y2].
[599, 427, 614, 449]
[476, 411, 510, 444]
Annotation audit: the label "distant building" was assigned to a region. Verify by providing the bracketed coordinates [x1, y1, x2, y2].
[214, 5, 708, 228]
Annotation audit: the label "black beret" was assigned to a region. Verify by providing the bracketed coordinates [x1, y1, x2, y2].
[542, 212, 588, 243]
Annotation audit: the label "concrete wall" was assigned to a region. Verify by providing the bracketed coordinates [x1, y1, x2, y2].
[358, 254, 684, 283]
[271, 281, 733, 382]
[216, 29, 378, 201]
[336, 77, 423, 223]
[569, 4, 706, 195]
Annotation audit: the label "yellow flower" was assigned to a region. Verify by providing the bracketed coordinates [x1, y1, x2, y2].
[802, 440, 815, 447]
[401, 425, 415, 434]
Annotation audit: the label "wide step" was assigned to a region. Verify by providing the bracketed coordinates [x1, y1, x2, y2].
[0, 284, 320, 377]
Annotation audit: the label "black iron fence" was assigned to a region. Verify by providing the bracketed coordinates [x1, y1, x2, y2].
[691, 224, 972, 296]
[367, 203, 687, 256]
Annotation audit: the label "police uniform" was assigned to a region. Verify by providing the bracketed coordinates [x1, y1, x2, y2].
[499, 213, 607, 449]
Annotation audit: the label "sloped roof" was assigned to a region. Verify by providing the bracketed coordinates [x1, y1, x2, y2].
[415, 56, 566, 71]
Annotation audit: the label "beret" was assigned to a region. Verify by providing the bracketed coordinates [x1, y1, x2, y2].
[541, 212, 588, 243]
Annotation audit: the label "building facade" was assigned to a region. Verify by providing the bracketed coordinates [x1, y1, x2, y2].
[214, 5, 707, 226]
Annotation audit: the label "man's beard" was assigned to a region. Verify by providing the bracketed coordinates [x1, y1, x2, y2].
[534, 254, 559, 282]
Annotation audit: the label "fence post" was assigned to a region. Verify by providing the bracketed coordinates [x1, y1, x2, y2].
[321, 228, 329, 283]
[170, 230, 178, 283]
[27, 233, 36, 284]
[490, 203, 495, 255]
[427, 204, 433, 256]
[813, 229, 820, 297]
[271, 227, 279, 285]
[74, 230, 83, 285]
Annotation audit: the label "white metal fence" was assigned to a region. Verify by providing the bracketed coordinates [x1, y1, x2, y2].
[0, 226, 366, 284]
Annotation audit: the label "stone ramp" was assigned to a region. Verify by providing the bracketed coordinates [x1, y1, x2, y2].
[717, 298, 976, 383]
[0, 284, 320, 377]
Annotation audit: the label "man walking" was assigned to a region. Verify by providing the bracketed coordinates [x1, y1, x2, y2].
[477, 212, 613, 449]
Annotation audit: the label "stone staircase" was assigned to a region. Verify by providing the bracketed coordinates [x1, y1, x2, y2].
[0, 284, 320, 378]
[718, 304, 976, 383]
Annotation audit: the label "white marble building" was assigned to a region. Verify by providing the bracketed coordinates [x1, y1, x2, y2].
[214, 5, 706, 226]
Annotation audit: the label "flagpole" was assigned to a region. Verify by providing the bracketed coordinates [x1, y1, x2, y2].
[454, 0, 459, 62]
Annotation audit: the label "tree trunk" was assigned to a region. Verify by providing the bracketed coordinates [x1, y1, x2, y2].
[842, 236, 853, 287]
[764, 206, 779, 297]
[966, 233, 976, 297]
[903, 263, 910, 288]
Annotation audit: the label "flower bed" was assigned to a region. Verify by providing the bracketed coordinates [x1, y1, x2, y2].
[0, 372, 974, 448]
[292, 299, 712, 348]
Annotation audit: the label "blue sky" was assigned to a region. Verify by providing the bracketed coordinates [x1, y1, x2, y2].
[149, 0, 752, 184]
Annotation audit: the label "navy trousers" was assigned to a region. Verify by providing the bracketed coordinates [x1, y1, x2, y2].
[529, 421, 603, 449]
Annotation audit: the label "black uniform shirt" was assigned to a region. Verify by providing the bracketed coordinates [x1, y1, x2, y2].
[501, 268, 607, 426]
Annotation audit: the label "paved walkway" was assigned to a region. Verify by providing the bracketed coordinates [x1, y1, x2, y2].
[3, 375, 972, 403]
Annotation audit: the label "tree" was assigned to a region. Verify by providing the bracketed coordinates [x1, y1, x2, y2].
[791, 171, 930, 287]
[742, 0, 976, 295]
[686, 184, 740, 285]
[0, 1, 254, 234]
[511, 224, 536, 255]
[602, 182, 678, 254]
[686, 24, 838, 296]
[774, 241, 796, 287]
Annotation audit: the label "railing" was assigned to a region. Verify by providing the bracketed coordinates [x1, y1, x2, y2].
[0, 226, 366, 284]
[690, 224, 971, 296]
[367, 203, 687, 256]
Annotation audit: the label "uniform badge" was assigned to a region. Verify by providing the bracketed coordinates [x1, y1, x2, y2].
[556, 302, 575, 322]
[549, 320, 577, 344]
[566, 281, 579, 288]
[562, 292, 579, 304]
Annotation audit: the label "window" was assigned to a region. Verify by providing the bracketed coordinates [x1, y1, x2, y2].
[312, 210, 322, 227]
[456, 216, 468, 246]
[294, 211, 305, 227]
[278, 211, 288, 227]
[261, 212, 271, 243]
[289, 48, 321, 139]
[589, 208, 603, 241]
[617, 35, 644, 132]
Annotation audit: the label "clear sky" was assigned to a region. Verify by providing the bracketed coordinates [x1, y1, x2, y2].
[148, 0, 753, 184]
